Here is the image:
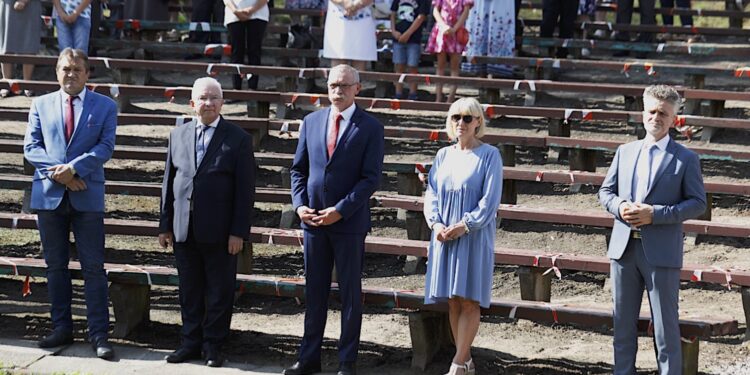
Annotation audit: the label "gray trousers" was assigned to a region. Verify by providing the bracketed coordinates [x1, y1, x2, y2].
[611, 238, 682, 375]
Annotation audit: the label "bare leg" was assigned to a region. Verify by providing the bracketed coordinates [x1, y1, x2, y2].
[447, 298, 465, 375]
[448, 53, 461, 102]
[394, 63, 406, 96]
[22, 64, 34, 80]
[350, 60, 367, 71]
[435, 52, 447, 102]
[1, 63, 12, 80]
[331, 58, 346, 67]
[408, 66, 419, 96]
[452, 297, 480, 365]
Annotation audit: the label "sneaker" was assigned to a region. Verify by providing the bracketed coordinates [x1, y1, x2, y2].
[593, 29, 607, 39]
[0, 89, 10, 98]
[23, 90, 34, 97]
[407, 93, 418, 100]
[394, 92, 404, 100]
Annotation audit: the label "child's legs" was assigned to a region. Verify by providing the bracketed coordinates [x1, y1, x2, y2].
[448, 53, 461, 101]
[392, 43, 408, 94]
[435, 52, 447, 101]
[406, 43, 421, 94]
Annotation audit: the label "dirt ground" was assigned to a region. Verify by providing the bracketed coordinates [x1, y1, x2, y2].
[1, 53, 750, 374]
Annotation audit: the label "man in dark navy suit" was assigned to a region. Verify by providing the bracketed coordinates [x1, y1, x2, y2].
[285, 64, 385, 375]
[158, 77, 255, 368]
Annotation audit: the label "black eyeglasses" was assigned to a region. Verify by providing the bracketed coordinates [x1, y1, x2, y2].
[451, 114, 475, 123]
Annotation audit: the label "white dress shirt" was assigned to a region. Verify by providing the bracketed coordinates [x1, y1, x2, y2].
[327, 102, 356, 144]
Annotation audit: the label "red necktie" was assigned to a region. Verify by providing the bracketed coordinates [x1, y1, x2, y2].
[327, 113, 343, 158]
[64, 95, 77, 144]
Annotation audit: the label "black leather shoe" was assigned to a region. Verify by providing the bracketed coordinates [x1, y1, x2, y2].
[337, 361, 356, 375]
[38, 330, 73, 348]
[204, 349, 223, 368]
[91, 337, 114, 360]
[165, 347, 201, 363]
[283, 361, 322, 375]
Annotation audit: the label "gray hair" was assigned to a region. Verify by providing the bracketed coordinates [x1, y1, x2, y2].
[57, 48, 89, 71]
[328, 64, 360, 84]
[192, 77, 223, 99]
[643, 84, 681, 109]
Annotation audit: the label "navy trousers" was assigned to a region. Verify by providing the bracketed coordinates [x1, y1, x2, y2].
[298, 229, 366, 363]
[37, 193, 109, 342]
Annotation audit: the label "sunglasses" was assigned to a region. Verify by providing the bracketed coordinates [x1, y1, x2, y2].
[451, 114, 475, 123]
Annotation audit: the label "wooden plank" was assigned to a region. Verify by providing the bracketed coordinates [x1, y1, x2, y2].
[0, 256, 737, 338]
[522, 36, 750, 57]
[2, 221, 749, 289]
[2, 171, 748, 208]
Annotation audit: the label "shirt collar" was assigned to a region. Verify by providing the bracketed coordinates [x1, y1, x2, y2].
[197, 116, 221, 128]
[61, 88, 86, 103]
[332, 103, 357, 122]
[644, 135, 670, 151]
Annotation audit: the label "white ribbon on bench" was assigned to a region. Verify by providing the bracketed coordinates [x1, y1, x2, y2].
[109, 84, 120, 98]
[0, 257, 19, 276]
[692, 266, 740, 290]
[513, 80, 536, 92]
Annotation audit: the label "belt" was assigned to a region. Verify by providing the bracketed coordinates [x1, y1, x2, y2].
[630, 230, 642, 239]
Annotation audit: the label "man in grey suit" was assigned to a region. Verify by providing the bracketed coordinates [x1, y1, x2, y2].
[159, 77, 255, 368]
[599, 85, 706, 375]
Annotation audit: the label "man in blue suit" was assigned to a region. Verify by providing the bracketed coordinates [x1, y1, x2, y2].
[159, 77, 255, 368]
[285, 65, 385, 375]
[23, 48, 117, 360]
[599, 85, 706, 375]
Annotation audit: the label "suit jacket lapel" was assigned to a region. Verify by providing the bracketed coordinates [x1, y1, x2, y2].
[68, 90, 94, 149]
[197, 117, 227, 174]
[328, 106, 361, 164]
[53, 90, 65, 145]
[646, 138, 676, 198]
[622, 140, 642, 201]
[321, 107, 331, 162]
[182, 119, 197, 177]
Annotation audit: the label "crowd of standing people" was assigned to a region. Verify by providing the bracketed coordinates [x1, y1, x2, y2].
[1, 0, 698, 100]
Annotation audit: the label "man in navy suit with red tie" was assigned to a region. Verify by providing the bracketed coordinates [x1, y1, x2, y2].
[285, 64, 385, 375]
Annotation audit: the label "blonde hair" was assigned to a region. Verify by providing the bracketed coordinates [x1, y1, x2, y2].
[445, 97, 486, 140]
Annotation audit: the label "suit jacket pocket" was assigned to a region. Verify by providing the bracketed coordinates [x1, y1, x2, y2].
[204, 154, 234, 174]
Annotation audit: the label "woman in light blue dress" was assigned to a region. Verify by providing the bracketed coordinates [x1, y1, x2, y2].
[424, 97, 503, 375]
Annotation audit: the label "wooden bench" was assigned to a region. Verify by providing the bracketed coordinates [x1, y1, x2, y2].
[0, 252, 738, 373]
[0, 131, 740, 221]
[3, 52, 746, 142]
[12, 51, 746, 142]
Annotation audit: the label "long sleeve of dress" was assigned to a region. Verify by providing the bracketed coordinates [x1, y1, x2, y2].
[461, 148, 503, 231]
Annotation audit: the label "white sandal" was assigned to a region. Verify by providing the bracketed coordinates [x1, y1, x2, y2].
[445, 362, 468, 375]
[465, 358, 476, 374]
